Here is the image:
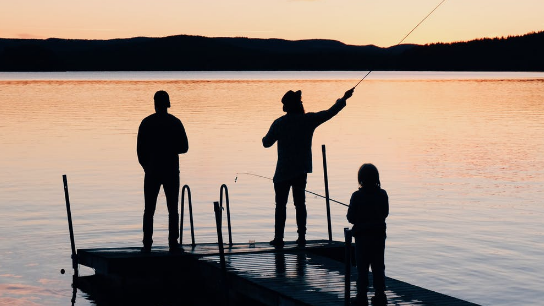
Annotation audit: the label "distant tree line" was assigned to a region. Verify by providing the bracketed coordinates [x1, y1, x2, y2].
[397, 32, 544, 71]
[0, 31, 542, 71]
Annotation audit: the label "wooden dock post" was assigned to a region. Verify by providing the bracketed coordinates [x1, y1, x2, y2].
[344, 228, 353, 306]
[214, 201, 230, 305]
[62, 175, 79, 277]
[322, 145, 333, 241]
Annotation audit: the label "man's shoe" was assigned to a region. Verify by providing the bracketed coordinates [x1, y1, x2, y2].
[141, 245, 151, 253]
[370, 292, 386, 305]
[169, 242, 182, 253]
[269, 238, 284, 247]
[296, 237, 306, 246]
[351, 295, 369, 306]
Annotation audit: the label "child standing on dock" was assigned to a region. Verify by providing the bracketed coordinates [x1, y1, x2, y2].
[347, 163, 389, 306]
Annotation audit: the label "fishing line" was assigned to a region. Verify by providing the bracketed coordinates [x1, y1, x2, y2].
[353, 0, 447, 88]
[235, 172, 349, 207]
[241, 2, 447, 208]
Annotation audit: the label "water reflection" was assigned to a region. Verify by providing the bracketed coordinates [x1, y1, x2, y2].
[0, 283, 65, 306]
[273, 252, 307, 279]
[0, 72, 543, 305]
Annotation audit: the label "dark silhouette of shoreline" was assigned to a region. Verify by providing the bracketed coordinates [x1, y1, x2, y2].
[0, 31, 542, 72]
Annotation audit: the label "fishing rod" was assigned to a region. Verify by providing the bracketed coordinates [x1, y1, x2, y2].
[235, 172, 349, 207]
[353, 0, 447, 88]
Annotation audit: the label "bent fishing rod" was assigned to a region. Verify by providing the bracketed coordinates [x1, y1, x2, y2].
[235, 172, 349, 207]
[353, 0, 447, 88]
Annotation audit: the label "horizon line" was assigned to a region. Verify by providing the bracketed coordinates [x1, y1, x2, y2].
[1, 29, 543, 49]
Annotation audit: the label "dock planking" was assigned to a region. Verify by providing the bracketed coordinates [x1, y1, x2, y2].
[77, 240, 479, 306]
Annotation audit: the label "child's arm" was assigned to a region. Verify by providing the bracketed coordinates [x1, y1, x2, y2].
[346, 192, 358, 224]
[382, 190, 389, 218]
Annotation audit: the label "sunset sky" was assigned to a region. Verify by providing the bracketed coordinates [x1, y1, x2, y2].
[1, 0, 542, 47]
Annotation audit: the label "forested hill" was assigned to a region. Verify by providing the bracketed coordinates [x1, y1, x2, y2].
[0, 31, 542, 71]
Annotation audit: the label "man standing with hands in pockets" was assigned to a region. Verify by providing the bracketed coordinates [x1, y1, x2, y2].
[138, 90, 189, 253]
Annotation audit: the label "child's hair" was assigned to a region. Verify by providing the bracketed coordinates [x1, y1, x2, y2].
[358, 163, 380, 189]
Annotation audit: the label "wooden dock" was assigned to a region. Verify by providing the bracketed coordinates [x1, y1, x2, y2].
[77, 240, 479, 306]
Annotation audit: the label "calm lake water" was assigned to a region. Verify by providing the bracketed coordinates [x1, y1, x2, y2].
[0, 71, 543, 305]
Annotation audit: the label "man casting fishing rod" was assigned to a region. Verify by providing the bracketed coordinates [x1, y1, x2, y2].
[262, 87, 354, 247]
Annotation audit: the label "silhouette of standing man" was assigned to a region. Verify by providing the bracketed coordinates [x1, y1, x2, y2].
[263, 88, 354, 247]
[137, 90, 189, 253]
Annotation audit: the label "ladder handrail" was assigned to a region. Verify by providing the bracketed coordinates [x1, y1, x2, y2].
[180, 184, 196, 247]
[220, 184, 233, 246]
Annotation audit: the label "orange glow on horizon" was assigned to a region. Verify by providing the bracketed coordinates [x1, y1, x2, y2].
[0, 0, 543, 47]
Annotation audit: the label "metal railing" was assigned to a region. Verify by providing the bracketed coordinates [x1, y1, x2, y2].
[180, 184, 196, 247]
[214, 184, 234, 304]
[220, 184, 233, 246]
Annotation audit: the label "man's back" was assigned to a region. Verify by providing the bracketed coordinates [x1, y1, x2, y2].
[139, 90, 189, 252]
[137, 112, 188, 174]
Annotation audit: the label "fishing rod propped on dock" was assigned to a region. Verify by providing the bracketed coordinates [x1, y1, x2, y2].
[235, 172, 349, 207]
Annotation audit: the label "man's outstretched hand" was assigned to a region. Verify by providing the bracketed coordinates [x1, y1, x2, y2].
[343, 88, 355, 100]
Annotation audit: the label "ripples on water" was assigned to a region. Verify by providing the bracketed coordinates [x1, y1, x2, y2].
[0, 71, 543, 305]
